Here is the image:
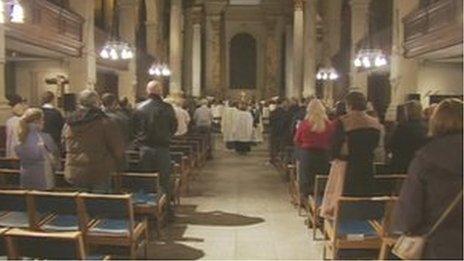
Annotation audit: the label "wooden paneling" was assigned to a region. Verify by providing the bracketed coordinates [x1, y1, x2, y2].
[403, 0, 463, 58]
[5, 0, 84, 57]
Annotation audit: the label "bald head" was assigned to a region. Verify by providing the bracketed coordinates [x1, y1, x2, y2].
[146, 80, 163, 97]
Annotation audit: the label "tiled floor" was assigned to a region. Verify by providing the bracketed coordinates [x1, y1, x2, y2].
[148, 139, 323, 260]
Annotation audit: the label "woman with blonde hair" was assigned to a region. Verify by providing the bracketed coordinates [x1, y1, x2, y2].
[294, 99, 333, 208]
[394, 99, 463, 259]
[15, 108, 59, 190]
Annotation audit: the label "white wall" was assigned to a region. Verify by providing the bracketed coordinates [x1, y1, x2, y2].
[417, 62, 463, 105]
[15, 60, 68, 106]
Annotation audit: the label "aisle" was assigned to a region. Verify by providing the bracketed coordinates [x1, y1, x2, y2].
[149, 140, 323, 260]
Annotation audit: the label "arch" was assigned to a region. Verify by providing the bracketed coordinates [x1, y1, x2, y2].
[229, 33, 257, 90]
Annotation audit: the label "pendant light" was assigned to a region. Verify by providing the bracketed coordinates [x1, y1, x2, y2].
[0, 0, 25, 24]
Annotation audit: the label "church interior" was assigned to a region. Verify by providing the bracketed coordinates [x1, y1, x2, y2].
[0, 0, 462, 260]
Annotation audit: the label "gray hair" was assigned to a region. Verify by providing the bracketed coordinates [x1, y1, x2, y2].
[79, 89, 100, 108]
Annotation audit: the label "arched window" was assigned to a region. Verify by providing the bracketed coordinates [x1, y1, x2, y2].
[229, 33, 257, 89]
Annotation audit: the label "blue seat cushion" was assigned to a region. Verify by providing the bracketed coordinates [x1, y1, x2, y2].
[42, 215, 79, 231]
[132, 192, 161, 206]
[0, 212, 31, 228]
[89, 219, 129, 236]
[337, 220, 378, 238]
[87, 254, 108, 260]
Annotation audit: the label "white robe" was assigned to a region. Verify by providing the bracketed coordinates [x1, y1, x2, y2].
[233, 110, 254, 142]
[221, 106, 238, 142]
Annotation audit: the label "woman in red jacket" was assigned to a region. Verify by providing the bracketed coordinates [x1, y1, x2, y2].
[294, 99, 333, 208]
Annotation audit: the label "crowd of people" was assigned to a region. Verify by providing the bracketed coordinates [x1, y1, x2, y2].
[3, 84, 462, 259]
[263, 92, 462, 260]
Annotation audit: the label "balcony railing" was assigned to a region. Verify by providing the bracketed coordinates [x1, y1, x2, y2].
[5, 0, 84, 57]
[403, 0, 463, 58]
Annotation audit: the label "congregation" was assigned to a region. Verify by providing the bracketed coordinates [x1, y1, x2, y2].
[0, 78, 462, 260]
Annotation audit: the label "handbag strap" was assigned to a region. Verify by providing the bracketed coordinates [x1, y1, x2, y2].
[426, 189, 463, 238]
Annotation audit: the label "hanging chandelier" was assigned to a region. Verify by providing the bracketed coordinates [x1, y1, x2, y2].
[99, 0, 134, 61]
[100, 41, 134, 60]
[148, 62, 171, 77]
[353, 49, 388, 69]
[316, 67, 339, 81]
[0, 0, 25, 24]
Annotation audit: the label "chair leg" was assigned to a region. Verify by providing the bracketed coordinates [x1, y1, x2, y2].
[144, 228, 149, 258]
[130, 243, 137, 260]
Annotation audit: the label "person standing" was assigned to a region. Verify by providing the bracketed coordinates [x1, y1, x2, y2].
[134, 81, 178, 217]
[331, 91, 382, 196]
[394, 99, 463, 259]
[40, 91, 64, 151]
[233, 103, 254, 155]
[62, 90, 125, 193]
[294, 99, 333, 207]
[169, 96, 191, 137]
[194, 99, 213, 158]
[15, 108, 59, 190]
[101, 93, 131, 145]
[5, 94, 27, 158]
[387, 100, 427, 173]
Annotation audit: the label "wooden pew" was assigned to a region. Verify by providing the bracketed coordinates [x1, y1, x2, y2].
[4, 228, 110, 260]
[77, 193, 149, 259]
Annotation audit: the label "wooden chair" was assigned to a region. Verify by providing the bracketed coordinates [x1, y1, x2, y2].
[323, 196, 395, 260]
[28, 191, 80, 232]
[287, 164, 298, 206]
[114, 172, 167, 237]
[4, 228, 110, 260]
[0, 169, 19, 188]
[308, 175, 329, 240]
[77, 192, 149, 259]
[0, 190, 32, 229]
[0, 227, 7, 257]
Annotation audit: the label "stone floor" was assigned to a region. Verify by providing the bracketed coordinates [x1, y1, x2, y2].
[147, 139, 323, 260]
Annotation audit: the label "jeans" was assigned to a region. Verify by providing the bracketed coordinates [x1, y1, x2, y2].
[139, 145, 173, 212]
[297, 148, 330, 198]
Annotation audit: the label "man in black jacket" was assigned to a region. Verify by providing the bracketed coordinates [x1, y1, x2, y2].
[41, 91, 64, 150]
[134, 80, 178, 216]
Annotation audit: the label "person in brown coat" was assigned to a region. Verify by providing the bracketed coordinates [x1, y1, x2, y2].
[62, 90, 125, 192]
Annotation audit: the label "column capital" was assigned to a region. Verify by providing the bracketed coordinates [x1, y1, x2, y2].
[349, 0, 371, 9]
[205, 1, 227, 16]
[294, 0, 305, 11]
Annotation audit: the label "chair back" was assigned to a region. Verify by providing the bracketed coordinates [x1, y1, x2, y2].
[337, 197, 391, 221]
[116, 172, 160, 194]
[29, 191, 79, 229]
[0, 190, 28, 212]
[77, 193, 134, 234]
[373, 175, 407, 196]
[4, 228, 86, 260]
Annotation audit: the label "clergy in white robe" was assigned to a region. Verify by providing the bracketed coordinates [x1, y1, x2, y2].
[221, 105, 239, 145]
[233, 108, 254, 154]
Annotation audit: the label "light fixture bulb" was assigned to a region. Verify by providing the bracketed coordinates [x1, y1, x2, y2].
[321, 73, 328, 80]
[354, 57, 362, 67]
[316, 73, 322, 80]
[10, 1, 24, 23]
[162, 67, 171, 76]
[375, 56, 387, 67]
[329, 72, 338, 80]
[362, 56, 371, 68]
[109, 48, 119, 60]
[100, 48, 110, 59]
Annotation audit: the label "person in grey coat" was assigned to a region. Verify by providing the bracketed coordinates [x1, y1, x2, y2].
[394, 99, 463, 260]
[15, 108, 59, 190]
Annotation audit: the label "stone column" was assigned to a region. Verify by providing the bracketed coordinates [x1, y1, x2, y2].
[285, 24, 294, 99]
[145, 0, 165, 59]
[205, 3, 225, 97]
[68, 0, 96, 93]
[0, 24, 10, 123]
[264, 16, 283, 99]
[303, 0, 317, 98]
[321, 0, 342, 105]
[192, 23, 202, 97]
[385, 0, 420, 121]
[292, 0, 304, 99]
[169, 0, 183, 93]
[118, 0, 138, 103]
[349, 0, 370, 94]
